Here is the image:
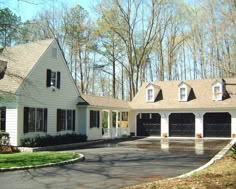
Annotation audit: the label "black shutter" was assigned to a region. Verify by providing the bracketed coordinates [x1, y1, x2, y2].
[23, 107, 29, 133]
[72, 110, 75, 131]
[57, 72, 61, 89]
[44, 108, 47, 132]
[97, 111, 100, 128]
[46, 69, 51, 87]
[57, 109, 61, 132]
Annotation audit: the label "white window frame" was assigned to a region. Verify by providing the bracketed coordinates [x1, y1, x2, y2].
[213, 86, 221, 101]
[179, 87, 187, 101]
[28, 108, 45, 133]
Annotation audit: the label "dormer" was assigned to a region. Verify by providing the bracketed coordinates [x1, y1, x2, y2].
[145, 83, 160, 102]
[0, 60, 7, 80]
[178, 81, 191, 102]
[212, 79, 225, 101]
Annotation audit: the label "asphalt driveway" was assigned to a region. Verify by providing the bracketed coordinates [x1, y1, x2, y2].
[0, 138, 230, 189]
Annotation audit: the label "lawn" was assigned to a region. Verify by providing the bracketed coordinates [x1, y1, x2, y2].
[0, 152, 80, 168]
[124, 146, 236, 189]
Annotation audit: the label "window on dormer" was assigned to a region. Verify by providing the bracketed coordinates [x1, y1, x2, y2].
[214, 86, 221, 100]
[147, 89, 153, 101]
[180, 87, 186, 101]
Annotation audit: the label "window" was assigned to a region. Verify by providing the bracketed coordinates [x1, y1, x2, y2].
[90, 110, 100, 128]
[57, 109, 75, 132]
[0, 61, 7, 80]
[122, 112, 128, 121]
[147, 89, 153, 101]
[0, 107, 6, 132]
[23, 107, 47, 133]
[52, 48, 57, 58]
[214, 86, 221, 100]
[46, 69, 61, 89]
[180, 87, 186, 101]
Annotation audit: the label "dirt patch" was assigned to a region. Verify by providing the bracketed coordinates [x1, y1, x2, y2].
[124, 154, 236, 189]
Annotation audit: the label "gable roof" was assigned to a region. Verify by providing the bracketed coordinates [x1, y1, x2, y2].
[0, 39, 54, 94]
[78, 94, 130, 110]
[130, 78, 236, 110]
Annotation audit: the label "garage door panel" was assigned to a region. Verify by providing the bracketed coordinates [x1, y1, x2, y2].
[137, 113, 161, 136]
[204, 113, 231, 137]
[169, 113, 195, 137]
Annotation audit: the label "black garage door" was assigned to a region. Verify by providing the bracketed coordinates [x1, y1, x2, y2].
[137, 113, 160, 136]
[169, 113, 195, 137]
[204, 113, 231, 137]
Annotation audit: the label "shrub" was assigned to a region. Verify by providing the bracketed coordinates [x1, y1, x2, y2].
[21, 133, 87, 147]
[0, 132, 10, 145]
[230, 144, 236, 155]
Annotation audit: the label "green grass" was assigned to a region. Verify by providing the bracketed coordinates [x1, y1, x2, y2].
[0, 152, 80, 168]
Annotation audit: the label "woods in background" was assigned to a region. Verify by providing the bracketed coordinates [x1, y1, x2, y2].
[1, 0, 236, 100]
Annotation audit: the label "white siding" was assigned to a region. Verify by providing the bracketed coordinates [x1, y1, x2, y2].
[5, 108, 18, 146]
[87, 108, 102, 141]
[16, 40, 79, 145]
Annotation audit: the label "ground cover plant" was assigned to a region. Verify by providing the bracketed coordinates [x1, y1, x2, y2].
[0, 152, 80, 168]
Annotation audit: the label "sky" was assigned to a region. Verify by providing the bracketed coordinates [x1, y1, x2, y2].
[0, 0, 95, 21]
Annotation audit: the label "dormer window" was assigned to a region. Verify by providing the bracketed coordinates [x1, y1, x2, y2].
[180, 87, 186, 101]
[212, 79, 224, 101]
[147, 89, 153, 101]
[178, 81, 191, 102]
[0, 60, 7, 80]
[145, 83, 160, 102]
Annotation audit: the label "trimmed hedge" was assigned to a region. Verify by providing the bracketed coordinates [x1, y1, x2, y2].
[21, 133, 87, 147]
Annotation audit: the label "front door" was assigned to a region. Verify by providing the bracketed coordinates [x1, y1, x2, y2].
[0, 107, 6, 132]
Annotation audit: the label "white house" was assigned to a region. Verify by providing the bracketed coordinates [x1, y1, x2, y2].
[1, 39, 236, 147]
[0, 39, 79, 146]
[129, 79, 236, 138]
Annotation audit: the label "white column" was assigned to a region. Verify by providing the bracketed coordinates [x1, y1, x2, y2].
[230, 111, 236, 138]
[115, 111, 119, 137]
[195, 112, 204, 138]
[107, 110, 111, 137]
[161, 113, 170, 137]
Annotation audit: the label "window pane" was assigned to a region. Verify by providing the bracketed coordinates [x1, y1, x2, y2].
[147, 89, 153, 100]
[60, 110, 66, 131]
[50, 72, 56, 86]
[67, 110, 72, 130]
[28, 108, 35, 132]
[90, 110, 99, 128]
[36, 108, 44, 132]
[180, 88, 186, 100]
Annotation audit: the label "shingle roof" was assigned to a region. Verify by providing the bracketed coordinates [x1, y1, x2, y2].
[78, 94, 130, 110]
[0, 39, 54, 94]
[130, 78, 236, 110]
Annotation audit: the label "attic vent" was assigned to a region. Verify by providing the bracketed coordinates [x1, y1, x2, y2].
[52, 48, 57, 59]
[0, 60, 7, 80]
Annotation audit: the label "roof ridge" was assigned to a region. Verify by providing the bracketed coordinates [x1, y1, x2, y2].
[5, 38, 54, 50]
[82, 94, 127, 101]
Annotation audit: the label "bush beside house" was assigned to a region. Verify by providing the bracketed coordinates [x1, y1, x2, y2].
[21, 133, 87, 147]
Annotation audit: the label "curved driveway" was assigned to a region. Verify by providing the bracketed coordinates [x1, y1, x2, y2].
[0, 138, 230, 189]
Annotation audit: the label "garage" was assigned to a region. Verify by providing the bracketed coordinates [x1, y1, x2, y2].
[169, 113, 195, 137]
[204, 113, 231, 137]
[137, 113, 160, 136]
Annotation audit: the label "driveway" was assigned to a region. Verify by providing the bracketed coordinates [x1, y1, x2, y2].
[0, 138, 230, 189]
